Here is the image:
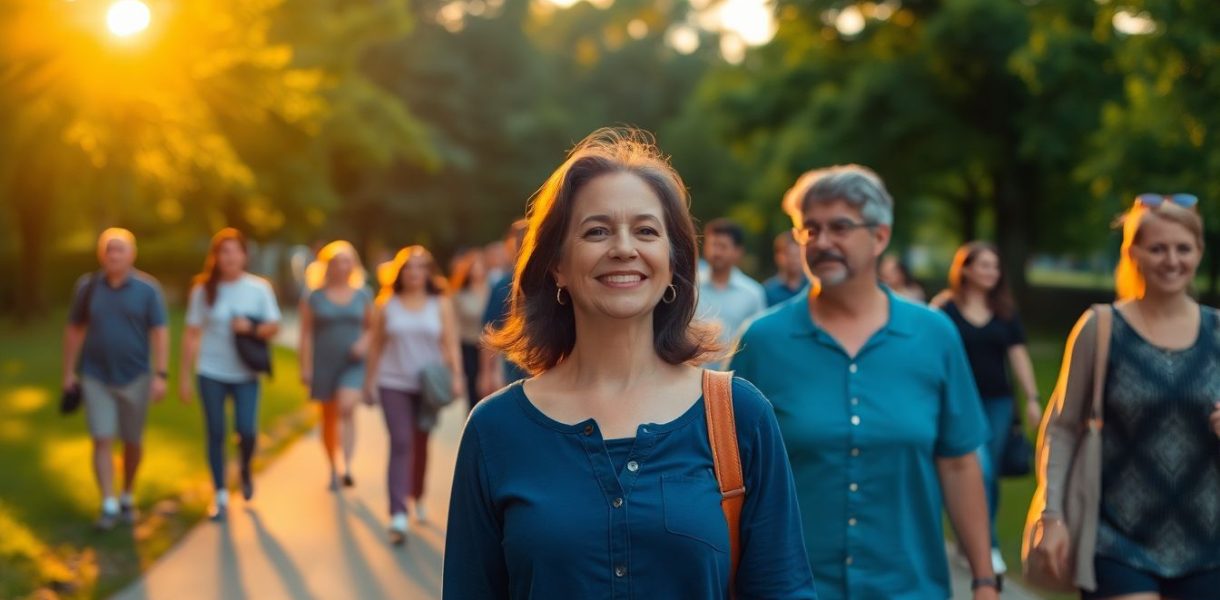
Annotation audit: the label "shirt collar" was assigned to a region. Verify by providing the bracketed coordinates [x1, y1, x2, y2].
[787, 285, 916, 338]
[101, 270, 134, 289]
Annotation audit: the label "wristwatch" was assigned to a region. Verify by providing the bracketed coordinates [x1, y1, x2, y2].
[971, 576, 1002, 592]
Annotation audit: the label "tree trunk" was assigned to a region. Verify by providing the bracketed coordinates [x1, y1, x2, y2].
[12, 182, 50, 319]
[992, 164, 1032, 305]
[959, 178, 981, 243]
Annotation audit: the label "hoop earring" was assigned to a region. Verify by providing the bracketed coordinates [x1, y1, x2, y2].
[556, 286, 568, 306]
[662, 284, 678, 304]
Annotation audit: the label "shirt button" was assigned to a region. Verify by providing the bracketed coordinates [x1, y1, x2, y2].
[849, 364, 858, 374]
[626, 461, 639, 472]
[613, 497, 624, 508]
[615, 565, 627, 577]
[845, 555, 854, 566]
[583, 424, 594, 436]
[850, 397, 859, 406]
[850, 415, 860, 426]
[851, 448, 860, 457]
[849, 483, 858, 492]
[848, 517, 858, 526]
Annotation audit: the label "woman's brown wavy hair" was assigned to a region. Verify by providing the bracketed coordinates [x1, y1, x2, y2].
[485, 128, 718, 375]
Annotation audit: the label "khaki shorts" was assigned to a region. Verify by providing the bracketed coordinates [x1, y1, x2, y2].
[82, 374, 151, 444]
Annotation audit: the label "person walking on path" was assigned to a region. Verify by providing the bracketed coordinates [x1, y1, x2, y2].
[477, 220, 529, 399]
[763, 230, 807, 307]
[1028, 194, 1220, 599]
[179, 228, 281, 522]
[298, 240, 374, 490]
[931, 241, 1042, 576]
[365, 245, 464, 545]
[730, 164, 998, 600]
[62, 228, 169, 530]
[450, 249, 491, 412]
[696, 217, 767, 352]
[444, 128, 815, 599]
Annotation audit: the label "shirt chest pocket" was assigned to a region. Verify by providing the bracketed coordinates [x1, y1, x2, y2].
[661, 473, 729, 553]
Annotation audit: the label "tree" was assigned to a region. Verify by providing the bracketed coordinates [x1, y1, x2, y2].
[0, 0, 435, 314]
[678, 0, 1121, 296]
[1075, 1, 1220, 299]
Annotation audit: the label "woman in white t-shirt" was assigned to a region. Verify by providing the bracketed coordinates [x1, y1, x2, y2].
[179, 228, 281, 521]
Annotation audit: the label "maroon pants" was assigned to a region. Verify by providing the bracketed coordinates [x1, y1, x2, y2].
[378, 388, 430, 516]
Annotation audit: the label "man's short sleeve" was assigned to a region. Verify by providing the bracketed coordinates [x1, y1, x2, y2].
[67, 274, 92, 325]
[934, 315, 987, 457]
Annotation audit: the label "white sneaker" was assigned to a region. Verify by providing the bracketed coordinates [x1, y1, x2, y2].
[390, 512, 409, 533]
[389, 512, 409, 545]
[991, 548, 1008, 575]
[413, 503, 427, 523]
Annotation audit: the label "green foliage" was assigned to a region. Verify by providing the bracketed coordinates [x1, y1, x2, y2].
[0, 311, 311, 598]
[4, 0, 1220, 310]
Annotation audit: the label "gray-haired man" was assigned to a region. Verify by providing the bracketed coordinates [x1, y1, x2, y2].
[62, 228, 169, 530]
[730, 165, 998, 599]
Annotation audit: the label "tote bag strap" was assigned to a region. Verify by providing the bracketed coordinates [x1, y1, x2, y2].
[703, 369, 745, 595]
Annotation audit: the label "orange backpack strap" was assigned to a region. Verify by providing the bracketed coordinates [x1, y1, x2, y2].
[703, 369, 745, 594]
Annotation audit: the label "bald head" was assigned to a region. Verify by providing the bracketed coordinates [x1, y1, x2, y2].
[97, 228, 137, 276]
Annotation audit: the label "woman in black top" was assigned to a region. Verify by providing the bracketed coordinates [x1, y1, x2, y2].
[932, 241, 1041, 575]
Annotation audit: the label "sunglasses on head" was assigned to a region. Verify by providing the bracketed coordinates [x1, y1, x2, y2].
[1136, 193, 1198, 209]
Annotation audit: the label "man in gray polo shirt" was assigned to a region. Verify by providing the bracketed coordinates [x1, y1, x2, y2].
[62, 228, 169, 530]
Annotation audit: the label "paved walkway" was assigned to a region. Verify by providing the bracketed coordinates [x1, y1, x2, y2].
[114, 313, 1043, 599]
[112, 394, 465, 600]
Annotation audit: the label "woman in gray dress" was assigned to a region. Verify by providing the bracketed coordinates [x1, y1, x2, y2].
[299, 241, 374, 489]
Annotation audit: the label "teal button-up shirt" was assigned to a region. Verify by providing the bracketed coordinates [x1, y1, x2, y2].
[730, 289, 985, 600]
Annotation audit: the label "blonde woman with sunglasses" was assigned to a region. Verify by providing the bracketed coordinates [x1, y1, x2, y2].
[1029, 193, 1220, 600]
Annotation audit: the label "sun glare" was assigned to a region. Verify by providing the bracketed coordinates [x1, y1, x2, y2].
[106, 0, 151, 38]
[713, 0, 775, 46]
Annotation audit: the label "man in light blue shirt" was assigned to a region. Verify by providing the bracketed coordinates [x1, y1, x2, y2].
[696, 218, 766, 351]
[730, 165, 998, 600]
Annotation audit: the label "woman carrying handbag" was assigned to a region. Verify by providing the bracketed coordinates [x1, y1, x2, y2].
[1024, 194, 1220, 600]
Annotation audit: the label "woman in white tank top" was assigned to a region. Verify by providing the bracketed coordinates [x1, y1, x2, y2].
[364, 245, 464, 545]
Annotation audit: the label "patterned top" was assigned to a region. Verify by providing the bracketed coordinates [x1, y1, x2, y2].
[1096, 305, 1220, 577]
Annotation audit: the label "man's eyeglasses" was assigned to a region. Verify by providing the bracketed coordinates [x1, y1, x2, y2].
[792, 219, 877, 245]
[1136, 193, 1198, 209]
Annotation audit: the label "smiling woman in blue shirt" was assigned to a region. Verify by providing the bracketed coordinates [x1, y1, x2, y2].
[731, 165, 997, 600]
[442, 128, 816, 600]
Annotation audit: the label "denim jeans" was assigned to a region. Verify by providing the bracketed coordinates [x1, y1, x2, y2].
[975, 396, 1014, 550]
[198, 375, 260, 491]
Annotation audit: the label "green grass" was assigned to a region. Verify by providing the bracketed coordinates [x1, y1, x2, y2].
[0, 310, 313, 599]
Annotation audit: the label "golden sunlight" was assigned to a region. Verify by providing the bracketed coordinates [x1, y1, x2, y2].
[106, 0, 151, 37]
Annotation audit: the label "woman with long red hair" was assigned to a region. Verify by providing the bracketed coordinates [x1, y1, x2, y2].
[180, 228, 281, 522]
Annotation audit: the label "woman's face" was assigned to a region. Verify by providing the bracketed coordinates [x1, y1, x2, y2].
[1131, 217, 1201, 297]
[469, 253, 487, 283]
[327, 251, 354, 285]
[962, 249, 1001, 292]
[398, 253, 431, 292]
[216, 239, 247, 278]
[553, 172, 673, 323]
[878, 255, 902, 288]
